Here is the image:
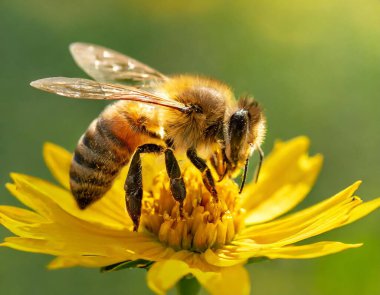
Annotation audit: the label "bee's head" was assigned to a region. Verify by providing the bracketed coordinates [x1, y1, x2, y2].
[224, 97, 266, 171]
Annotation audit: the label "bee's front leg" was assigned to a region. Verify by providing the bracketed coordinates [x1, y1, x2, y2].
[186, 148, 218, 201]
[164, 149, 186, 215]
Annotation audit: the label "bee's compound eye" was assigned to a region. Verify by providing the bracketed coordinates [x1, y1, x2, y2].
[229, 110, 248, 138]
[227, 109, 249, 162]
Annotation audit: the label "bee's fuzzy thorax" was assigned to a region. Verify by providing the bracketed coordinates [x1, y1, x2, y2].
[161, 75, 235, 150]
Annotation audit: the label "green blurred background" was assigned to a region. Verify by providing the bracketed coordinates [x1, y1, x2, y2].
[1, 0, 379, 294]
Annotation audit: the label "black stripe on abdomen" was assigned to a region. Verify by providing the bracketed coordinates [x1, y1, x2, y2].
[70, 119, 131, 209]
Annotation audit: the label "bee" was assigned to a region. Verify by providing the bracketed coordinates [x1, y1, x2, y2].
[31, 43, 266, 231]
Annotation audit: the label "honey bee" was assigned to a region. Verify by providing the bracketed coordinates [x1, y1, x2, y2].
[31, 43, 266, 231]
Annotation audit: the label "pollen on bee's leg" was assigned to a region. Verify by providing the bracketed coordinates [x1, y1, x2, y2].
[140, 166, 244, 252]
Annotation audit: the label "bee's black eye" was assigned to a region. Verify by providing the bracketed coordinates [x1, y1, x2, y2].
[228, 109, 249, 162]
[229, 110, 248, 138]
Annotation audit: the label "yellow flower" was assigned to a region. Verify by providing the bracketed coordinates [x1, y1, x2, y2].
[1, 137, 379, 295]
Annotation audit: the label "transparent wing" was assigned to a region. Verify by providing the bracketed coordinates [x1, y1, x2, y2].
[30, 77, 187, 112]
[69, 42, 169, 86]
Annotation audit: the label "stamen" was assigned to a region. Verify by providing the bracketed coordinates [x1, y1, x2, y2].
[140, 166, 244, 252]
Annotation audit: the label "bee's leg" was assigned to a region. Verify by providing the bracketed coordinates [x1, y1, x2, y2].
[164, 149, 186, 215]
[186, 148, 218, 201]
[210, 148, 228, 182]
[125, 144, 164, 232]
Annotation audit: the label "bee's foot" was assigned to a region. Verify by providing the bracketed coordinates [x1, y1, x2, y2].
[211, 189, 219, 202]
[133, 222, 139, 232]
[179, 201, 184, 218]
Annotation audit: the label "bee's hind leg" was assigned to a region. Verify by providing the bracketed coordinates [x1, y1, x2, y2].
[125, 144, 186, 231]
[186, 148, 218, 201]
[125, 144, 164, 232]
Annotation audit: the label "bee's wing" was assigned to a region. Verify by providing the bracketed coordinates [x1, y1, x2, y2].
[30, 77, 187, 112]
[69, 43, 169, 86]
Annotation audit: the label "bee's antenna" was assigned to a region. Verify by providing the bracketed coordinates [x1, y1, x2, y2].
[254, 145, 264, 183]
[239, 158, 249, 194]
[239, 145, 264, 193]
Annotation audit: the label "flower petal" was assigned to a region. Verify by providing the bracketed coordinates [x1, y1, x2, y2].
[43, 142, 72, 189]
[1, 231, 171, 265]
[343, 197, 380, 226]
[147, 260, 250, 295]
[204, 240, 362, 267]
[1, 237, 62, 255]
[195, 264, 250, 295]
[7, 173, 130, 229]
[239, 181, 361, 244]
[48, 255, 126, 269]
[0, 205, 46, 224]
[242, 137, 323, 225]
[203, 248, 248, 267]
[147, 260, 194, 295]
[203, 182, 368, 267]
[257, 241, 362, 259]
[3, 174, 176, 263]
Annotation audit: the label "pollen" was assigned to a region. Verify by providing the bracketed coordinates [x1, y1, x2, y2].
[140, 166, 245, 252]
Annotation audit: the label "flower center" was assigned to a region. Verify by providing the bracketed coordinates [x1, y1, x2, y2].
[140, 166, 244, 252]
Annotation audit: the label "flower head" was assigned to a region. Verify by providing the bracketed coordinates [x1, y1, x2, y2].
[1, 137, 379, 295]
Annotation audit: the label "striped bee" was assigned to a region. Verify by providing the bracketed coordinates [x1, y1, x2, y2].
[31, 43, 266, 231]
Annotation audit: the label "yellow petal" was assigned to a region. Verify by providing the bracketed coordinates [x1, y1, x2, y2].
[7, 173, 129, 229]
[343, 197, 380, 226]
[242, 137, 323, 225]
[239, 181, 361, 244]
[263, 196, 361, 246]
[2, 237, 133, 264]
[48, 255, 125, 269]
[3, 174, 175, 262]
[258, 242, 362, 259]
[1, 230, 169, 264]
[201, 183, 366, 267]
[0, 207, 135, 248]
[147, 260, 195, 295]
[1, 237, 62, 255]
[204, 240, 362, 267]
[203, 248, 248, 267]
[147, 260, 250, 295]
[195, 264, 250, 295]
[0, 205, 46, 224]
[0, 208, 50, 239]
[43, 142, 72, 189]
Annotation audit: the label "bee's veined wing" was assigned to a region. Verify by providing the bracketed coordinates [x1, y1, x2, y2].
[69, 42, 169, 85]
[30, 77, 187, 112]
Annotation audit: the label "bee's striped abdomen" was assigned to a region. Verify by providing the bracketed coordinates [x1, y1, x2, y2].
[69, 102, 163, 209]
[70, 116, 132, 209]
